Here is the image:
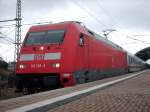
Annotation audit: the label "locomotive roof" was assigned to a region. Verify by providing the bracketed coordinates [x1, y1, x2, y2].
[86, 28, 124, 51]
[28, 21, 124, 51]
[29, 21, 75, 31]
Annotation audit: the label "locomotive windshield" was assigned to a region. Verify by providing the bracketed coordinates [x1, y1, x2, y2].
[25, 30, 65, 45]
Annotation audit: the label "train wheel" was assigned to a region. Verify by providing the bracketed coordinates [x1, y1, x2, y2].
[22, 83, 35, 95]
[22, 82, 30, 95]
[22, 87, 28, 95]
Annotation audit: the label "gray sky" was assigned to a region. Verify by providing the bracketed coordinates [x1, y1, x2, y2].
[0, 0, 150, 61]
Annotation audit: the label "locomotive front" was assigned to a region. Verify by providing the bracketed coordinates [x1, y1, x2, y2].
[16, 23, 76, 94]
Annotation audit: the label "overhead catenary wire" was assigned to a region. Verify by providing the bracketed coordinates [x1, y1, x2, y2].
[0, 19, 16, 23]
[3, 27, 15, 35]
[0, 45, 14, 56]
[0, 21, 52, 46]
[71, 0, 108, 29]
[0, 25, 15, 28]
[0, 21, 52, 45]
[0, 21, 52, 28]
[126, 35, 150, 45]
[22, 21, 52, 26]
[0, 36, 14, 44]
[121, 42, 137, 45]
[2, 28, 15, 41]
[95, 0, 120, 29]
[0, 32, 15, 43]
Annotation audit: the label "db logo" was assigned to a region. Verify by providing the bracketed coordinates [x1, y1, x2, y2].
[34, 54, 44, 60]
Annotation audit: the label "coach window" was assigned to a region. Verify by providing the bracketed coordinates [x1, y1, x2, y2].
[79, 34, 84, 46]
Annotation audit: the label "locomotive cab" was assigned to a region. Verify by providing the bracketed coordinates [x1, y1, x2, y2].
[16, 22, 79, 93]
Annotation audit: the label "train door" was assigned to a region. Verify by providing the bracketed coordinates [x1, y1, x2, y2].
[79, 33, 89, 69]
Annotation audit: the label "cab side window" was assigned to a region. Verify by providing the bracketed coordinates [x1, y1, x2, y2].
[79, 34, 84, 46]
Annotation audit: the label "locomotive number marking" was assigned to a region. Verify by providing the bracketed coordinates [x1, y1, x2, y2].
[31, 64, 46, 68]
[34, 54, 44, 60]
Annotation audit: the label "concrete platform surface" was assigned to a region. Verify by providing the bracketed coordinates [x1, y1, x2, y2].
[48, 70, 150, 112]
[0, 70, 149, 112]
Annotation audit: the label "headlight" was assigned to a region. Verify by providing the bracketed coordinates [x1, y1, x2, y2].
[19, 64, 26, 69]
[40, 46, 44, 50]
[52, 63, 60, 68]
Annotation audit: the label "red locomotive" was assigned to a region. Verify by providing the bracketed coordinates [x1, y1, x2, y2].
[16, 21, 145, 94]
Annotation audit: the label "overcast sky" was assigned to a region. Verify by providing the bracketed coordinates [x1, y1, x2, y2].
[0, 0, 150, 62]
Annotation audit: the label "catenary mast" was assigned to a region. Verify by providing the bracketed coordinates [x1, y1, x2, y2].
[14, 0, 21, 62]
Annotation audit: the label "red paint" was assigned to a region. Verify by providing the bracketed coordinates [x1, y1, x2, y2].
[16, 21, 128, 87]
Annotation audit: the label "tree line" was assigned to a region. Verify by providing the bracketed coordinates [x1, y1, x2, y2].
[0, 58, 8, 80]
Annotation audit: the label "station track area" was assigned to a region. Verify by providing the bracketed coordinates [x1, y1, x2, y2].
[0, 70, 149, 112]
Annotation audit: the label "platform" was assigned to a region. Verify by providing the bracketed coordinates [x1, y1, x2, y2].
[0, 70, 149, 112]
[48, 70, 150, 112]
